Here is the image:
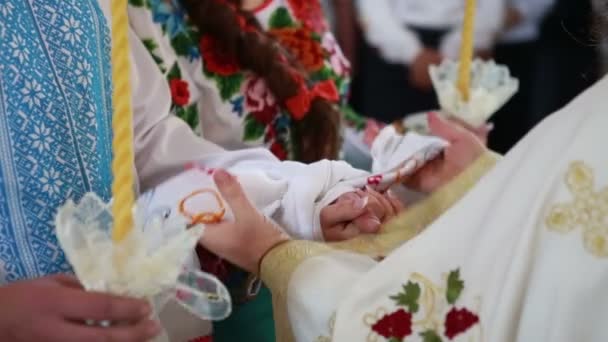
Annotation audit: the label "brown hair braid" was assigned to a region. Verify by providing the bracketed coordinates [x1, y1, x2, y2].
[181, 0, 342, 163]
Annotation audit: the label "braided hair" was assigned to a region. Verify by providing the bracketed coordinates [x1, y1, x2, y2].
[181, 0, 342, 163]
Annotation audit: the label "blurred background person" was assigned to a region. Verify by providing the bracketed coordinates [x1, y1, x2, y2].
[529, 0, 600, 131]
[350, 0, 504, 124]
[321, 0, 358, 68]
[489, 0, 555, 153]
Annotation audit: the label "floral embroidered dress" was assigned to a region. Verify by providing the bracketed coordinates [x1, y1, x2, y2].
[128, 0, 366, 162]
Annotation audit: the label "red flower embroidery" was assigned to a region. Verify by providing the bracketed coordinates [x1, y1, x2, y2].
[367, 174, 383, 186]
[270, 27, 325, 72]
[243, 77, 278, 125]
[371, 309, 413, 340]
[200, 36, 240, 76]
[190, 336, 212, 342]
[444, 307, 479, 339]
[270, 141, 288, 160]
[169, 79, 191, 106]
[287, 0, 328, 32]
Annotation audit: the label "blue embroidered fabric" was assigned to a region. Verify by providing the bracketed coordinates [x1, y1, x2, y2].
[0, 0, 113, 283]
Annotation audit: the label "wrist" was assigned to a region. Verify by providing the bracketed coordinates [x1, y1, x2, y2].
[256, 237, 291, 275]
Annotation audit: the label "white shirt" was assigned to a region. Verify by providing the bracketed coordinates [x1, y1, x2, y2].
[356, 0, 506, 65]
[500, 0, 555, 43]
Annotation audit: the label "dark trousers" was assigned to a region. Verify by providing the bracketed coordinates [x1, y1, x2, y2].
[350, 27, 448, 123]
[489, 41, 538, 154]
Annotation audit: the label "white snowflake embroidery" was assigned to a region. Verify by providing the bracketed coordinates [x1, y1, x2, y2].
[75, 61, 93, 87]
[60, 16, 83, 45]
[29, 123, 54, 153]
[9, 34, 30, 63]
[20, 80, 45, 108]
[40, 168, 64, 197]
[0, 2, 15, 17]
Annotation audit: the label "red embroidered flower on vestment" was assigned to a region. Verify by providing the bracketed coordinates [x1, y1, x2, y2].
[371, 309, 413, 340]
[444, 307, 479, 339]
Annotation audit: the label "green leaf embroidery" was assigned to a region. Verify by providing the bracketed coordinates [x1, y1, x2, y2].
[446, 269, 464, 305]
[216, 73, 245, 101]
[171, 32, 195, 58]
[167, 63, 182, 80]
[142, 39, 166, 72]
[310, 66, 334, 82]
[420, 330, 443, 342]
[390, 281, 421, 313]
[269, 8, 296, 29]
[243, 115, 266, 141]
[175, 104, 199, 130]
[388, 338, 402, 342]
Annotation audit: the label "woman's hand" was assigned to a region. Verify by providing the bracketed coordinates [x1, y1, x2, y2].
[199, 170, 290, 274]
[0, 275, 160, 342]
[321, 188, 403, 242]
[406, 112, 486, 193]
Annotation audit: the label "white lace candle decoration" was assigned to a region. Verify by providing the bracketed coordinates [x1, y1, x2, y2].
[55, 193, 232, 333]
[430, 59, 519, 127]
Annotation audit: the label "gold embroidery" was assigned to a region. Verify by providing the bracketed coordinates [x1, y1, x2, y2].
[260, 241, 332, 342]
[314, 313, 336, 342]
[546, 161, 608, 258]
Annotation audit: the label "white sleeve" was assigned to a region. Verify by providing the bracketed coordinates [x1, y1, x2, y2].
[260, 242, 378, 342]
[287, 252, 377, 341]
[355, 0, 422, 65]
[513, 0, 555, 23]
[440, 0, 506, 59]
[129, 29, 226, 191]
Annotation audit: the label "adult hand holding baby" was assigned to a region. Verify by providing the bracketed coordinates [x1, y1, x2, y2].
[406, 112, 486, 193]
[321, 188, 403, 242]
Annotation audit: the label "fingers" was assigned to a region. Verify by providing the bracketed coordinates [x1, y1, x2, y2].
[320, 193, 368, 228]
[386, 190, 405, 213]
[51, 274, 84, 289]
[213, 169, 255, 220]
[404, 158, 443, 193]
[57, 289, 151, 323]
[351, 214, 382, 234]
[47, 319, 161, 342]
[428, 112, 467, 143]
[323, 222, 361, 242]
[365, 186, 396, 220]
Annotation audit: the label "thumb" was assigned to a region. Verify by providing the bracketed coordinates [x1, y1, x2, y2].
[213, 169, 255, 220]
[428, 112, 465, 142]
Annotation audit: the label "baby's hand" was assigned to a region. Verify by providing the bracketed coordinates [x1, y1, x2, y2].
[321, 189, 404, 242]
